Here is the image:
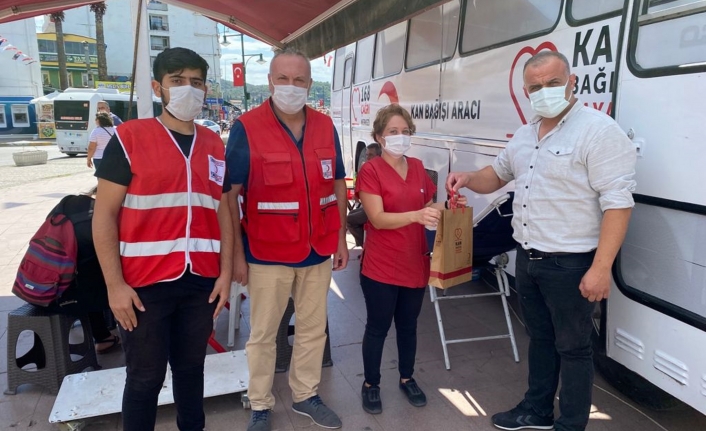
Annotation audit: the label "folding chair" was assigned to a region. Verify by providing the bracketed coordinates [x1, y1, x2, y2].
[429, 192, 520, 369]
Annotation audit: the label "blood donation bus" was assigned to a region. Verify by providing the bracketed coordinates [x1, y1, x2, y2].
[331, 0, 706, 414]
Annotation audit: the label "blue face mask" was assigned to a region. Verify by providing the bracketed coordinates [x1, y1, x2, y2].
[529, 81, 570, 118]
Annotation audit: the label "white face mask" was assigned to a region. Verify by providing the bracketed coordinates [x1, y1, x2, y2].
[528, 81, 570, 118]
[382, 134, 411, 158]
[163, 85, 205, 121]
[271, 84, 309, 115]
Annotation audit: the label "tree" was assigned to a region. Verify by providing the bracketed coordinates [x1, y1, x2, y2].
[90, 2, 108, 81]
[50, 12, 69, 90]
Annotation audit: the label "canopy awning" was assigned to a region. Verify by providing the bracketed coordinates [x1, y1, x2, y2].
[0, 0, 446, 58]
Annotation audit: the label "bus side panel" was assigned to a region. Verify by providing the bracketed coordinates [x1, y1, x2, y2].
[608, 286, 706, 415]
[608, 0, 706, 411]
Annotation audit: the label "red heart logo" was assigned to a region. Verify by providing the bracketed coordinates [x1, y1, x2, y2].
[454, 228, 462, 240]
[508, 42, 558, 128]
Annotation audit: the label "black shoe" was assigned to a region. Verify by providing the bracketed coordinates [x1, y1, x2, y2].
[361, 383, 382, 414]
[491, 401, 554, 430]
[398, 378, 426, 407]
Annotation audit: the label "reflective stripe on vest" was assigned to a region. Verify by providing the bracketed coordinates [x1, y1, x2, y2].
[257, 201, 299, 210]
[124, 192, 220, 211]
[320, 194, 337, 206]
[120, 238, 221, 257]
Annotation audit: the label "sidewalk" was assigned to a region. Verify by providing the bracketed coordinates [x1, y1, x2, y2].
[1, 172, 705, 430]
[0, 136, 55, 147]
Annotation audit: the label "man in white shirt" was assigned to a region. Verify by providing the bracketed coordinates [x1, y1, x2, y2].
[447, 51, 636, 431]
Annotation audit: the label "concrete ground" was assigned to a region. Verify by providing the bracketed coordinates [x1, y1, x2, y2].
[1, 167, 705, 430]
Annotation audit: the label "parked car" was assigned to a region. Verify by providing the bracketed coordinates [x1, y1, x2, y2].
[194, 119, 221, 135]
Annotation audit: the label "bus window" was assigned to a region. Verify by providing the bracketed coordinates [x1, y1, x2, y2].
[333, 48, 347, 90]
[343, 57, 354, 88]
[373, 21, 406, 79]
[567, 0, 625, 24]
[406, 0, 460, 70]
[354, 35, 375, 85]
[460, 0, 561, 54]
[631, 0, 706, 71]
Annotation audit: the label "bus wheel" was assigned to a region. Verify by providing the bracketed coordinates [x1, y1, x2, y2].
[592, 301, 682, 411]
[66, 153, 78, 157]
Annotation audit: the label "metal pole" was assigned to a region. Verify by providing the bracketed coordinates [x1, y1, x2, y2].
[83, 42, 91, 88]
[240, 33, 248, 112]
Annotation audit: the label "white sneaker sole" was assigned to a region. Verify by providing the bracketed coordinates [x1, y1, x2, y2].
[493, 424, 554, 431]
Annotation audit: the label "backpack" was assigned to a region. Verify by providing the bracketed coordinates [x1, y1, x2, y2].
[12, 195, 92, 306]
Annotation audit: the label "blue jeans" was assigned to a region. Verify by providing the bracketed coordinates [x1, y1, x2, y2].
[118, 277, 215, 431]
[360, 274, 426, 386]
[515, 246, 596, 431]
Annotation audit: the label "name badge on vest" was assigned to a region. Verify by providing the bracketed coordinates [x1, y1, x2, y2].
[321, 159, 333, 180]
[208, 155, 225, 186]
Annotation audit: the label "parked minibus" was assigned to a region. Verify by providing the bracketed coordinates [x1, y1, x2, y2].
[53, 88, 163, 156]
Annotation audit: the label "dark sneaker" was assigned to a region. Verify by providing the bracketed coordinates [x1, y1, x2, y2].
[398, 378, 427, 407]
[361, 383, 382, 414]
[491, 401, 554, 430]
[292, 395, 342, 429]
[246, 409, 272, 431]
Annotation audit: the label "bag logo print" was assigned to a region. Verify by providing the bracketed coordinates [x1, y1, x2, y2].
[454, 228, 463, 240]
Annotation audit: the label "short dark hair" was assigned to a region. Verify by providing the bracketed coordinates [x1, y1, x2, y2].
[523, 51, 571, 75]
[153, 47, 209, 84]
[367, 143, 382, 156]
[95, 112, 113, 127]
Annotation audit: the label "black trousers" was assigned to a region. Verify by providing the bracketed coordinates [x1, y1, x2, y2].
[360, 273, 426, 386]
[119, 278, 215, 431]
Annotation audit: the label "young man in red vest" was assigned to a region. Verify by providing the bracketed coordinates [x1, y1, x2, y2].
[93, 47, 233, 431]
[226, 48, 348, 431]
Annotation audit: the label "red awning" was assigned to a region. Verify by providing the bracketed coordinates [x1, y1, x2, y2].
[0, 0, 443, 58]
[1, 0, 352, 48]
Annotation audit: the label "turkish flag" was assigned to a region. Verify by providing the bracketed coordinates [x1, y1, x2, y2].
[232, 63, 244, 87]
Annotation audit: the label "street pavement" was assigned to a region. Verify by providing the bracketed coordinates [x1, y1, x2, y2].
[0, 138, 705, 430]
[0, 145, 93, 189]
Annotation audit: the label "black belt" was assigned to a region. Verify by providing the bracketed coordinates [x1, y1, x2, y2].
[519, 246, 593, 260]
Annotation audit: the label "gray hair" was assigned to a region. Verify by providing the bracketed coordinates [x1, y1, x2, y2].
[270, 47, 311, 77]
[523, 51, 571, 75]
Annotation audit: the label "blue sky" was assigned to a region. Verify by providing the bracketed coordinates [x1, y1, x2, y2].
[219, 35, 333, 85]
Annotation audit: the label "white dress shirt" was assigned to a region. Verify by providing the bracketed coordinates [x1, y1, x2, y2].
[492, 102, 636, 253]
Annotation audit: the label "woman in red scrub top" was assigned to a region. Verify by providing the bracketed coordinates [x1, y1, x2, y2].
[355, 104, 465, 415]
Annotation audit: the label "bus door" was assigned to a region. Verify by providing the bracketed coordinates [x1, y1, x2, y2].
[331, 44, 356, 175]
[609, 0, 706, 413]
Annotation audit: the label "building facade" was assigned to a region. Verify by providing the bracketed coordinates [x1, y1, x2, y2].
[37, 33, 98, 91]
[0, 19, 43, 136]
[45, 0, 221, 85]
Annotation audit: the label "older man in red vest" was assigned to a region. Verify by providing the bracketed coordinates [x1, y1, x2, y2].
[226, 48, 348, 431]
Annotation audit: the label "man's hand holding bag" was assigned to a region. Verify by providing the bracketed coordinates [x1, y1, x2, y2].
[428, 200, 473, 289]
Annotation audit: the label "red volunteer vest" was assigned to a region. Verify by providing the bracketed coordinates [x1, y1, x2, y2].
[116, 118, 224, 287]
[239, 100, 340, 263]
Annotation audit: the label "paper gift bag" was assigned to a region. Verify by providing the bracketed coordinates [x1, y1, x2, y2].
[428, 207, 473, 289]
